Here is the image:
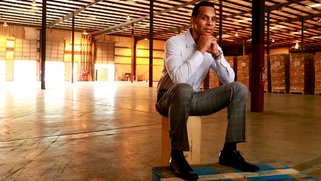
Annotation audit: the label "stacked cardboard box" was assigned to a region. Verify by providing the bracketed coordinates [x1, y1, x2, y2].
[225, 56, 234, 69]
[236, 55, 250, 88]
[270, 54, 287, 93]
[209, 69, 219, 88]
[208, 56, 235, 89]
[315, 52, 321, 94]
[290, 53, 305, 93]
[264, 55, 269, 92]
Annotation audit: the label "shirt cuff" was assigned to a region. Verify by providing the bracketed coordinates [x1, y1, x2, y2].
[213, 50, 222, 60]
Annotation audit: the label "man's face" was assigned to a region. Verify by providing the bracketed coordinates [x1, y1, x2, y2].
[191, 6, 216, 36]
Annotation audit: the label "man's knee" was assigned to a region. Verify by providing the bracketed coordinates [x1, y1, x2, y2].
[232, 82, 248, 97]
[173, 83, 194, 101]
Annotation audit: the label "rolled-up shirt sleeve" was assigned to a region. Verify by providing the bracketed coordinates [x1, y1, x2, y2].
[211, 47, 235, 84]
[165, 38, 203, 83]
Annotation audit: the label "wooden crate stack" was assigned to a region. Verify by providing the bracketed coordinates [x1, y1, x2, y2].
[208, 56, 235, 89]
[270, 54, 287, 93]
[264, 55, 268, 92]
[225, 56, 234, 70]
[225, 55, 235, 83]
[236, 55, 250, 88]
[290, 54, 305, 94]
[315, 52, 321, 94]
[209, 69, 219, 88]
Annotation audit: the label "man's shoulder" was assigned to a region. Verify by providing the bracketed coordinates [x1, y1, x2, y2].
[166, 32, 186, 43]
[166, 33, 186, 46]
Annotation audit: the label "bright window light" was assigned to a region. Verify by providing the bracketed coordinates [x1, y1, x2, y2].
[14, 60, 37, 83]
[6, 40, 15, 48]
[95, 64, 115, 81]
[65, 44, 81, 52]
[45, 61, 64, 85]
[0, 60, 5, 82]
[72, 63, 78, 82]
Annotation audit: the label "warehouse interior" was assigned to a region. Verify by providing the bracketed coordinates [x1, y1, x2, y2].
[0, 0, 321, 180]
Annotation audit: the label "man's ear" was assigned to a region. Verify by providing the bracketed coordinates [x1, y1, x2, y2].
[190, 16, 195, 25]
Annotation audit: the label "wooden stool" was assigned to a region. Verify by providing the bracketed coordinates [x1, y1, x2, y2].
[161, 116, 202, 165]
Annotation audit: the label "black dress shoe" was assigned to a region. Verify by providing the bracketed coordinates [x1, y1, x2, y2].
[219, 150, 259, 172]
[169, 155, 199, 180]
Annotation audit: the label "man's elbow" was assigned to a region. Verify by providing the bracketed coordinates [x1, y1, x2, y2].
[222, 76, 235, 84]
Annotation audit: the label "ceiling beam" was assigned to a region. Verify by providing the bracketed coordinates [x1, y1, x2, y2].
[91, 0, 201, 37]
[48, 0, 105, 28]
[135, 0, 316, 41]
[267, 0, 303, 11]
[136, 24, 190, 41]
[221, 0, 304, 20]
[148, 0, 321, 39]
[283, 13, 321, 23]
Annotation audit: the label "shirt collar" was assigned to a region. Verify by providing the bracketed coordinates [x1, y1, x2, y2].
[185, 29, 196, 48]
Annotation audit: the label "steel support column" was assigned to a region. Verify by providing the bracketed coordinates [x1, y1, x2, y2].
[40, 0, 46, 89]
[72, 13, 75, 83]
[251, 0, 265, 112]
[131, 23, 136, 82]
[301, 17, 304, 52]
[266, 7, 272, 93]
[218, 0, 223, 46]
[149, 0, 153, 87]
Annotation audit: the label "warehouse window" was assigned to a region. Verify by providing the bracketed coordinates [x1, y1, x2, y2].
[0, 60, 5, 82]
[14, 60, 37, 83]
[95, 64, 115, 81]
[45, 61, 64, 85]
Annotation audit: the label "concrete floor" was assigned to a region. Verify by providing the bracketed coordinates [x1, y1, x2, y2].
[0, 81, 321, 180]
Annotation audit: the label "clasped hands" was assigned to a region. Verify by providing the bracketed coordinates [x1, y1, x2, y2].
[197, 35, 220, 58]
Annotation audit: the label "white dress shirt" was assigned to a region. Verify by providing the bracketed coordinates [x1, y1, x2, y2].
[157, 29, 235, 92]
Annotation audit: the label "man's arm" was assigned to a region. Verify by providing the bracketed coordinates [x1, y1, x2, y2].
[205, 37, 235, 84]
[211, 48, 235, 84]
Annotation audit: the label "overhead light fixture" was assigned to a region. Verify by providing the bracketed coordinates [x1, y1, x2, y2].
[294, 42, 299, 49]
[3, 21, 8, 27]
[235, 32, 239, 37]
[290, 30, 307, 35]
[127, 0, 138, 4]
[32, 0, 36, 7]
[272, 38, 275, 43]
[307, 3, 321, 8]
[317, 17, 321, 23]
[270, 25, 286, 30]
[311, 36, 320, 39]
[235, 18, 252, 23]
[222, 34, 231, 38]
[83, 30, 88, 35]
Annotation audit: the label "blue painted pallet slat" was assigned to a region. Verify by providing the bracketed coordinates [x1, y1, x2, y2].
[152, 163, 319, 181]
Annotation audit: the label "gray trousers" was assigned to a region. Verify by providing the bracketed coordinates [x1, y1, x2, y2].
[155, 82, 248, 151]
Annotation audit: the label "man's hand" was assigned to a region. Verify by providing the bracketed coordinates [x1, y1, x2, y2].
[207, 38, 221, 58]
[197, 35, 214, 54]
[197, 35, 220, 58]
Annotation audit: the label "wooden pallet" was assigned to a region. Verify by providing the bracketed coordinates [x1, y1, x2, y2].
[152, 162, 318, 181]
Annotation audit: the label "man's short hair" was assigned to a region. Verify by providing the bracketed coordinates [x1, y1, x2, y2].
[192, 1, 216, 17]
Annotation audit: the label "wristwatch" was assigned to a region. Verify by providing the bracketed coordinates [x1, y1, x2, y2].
[213, 50, 222, 59]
